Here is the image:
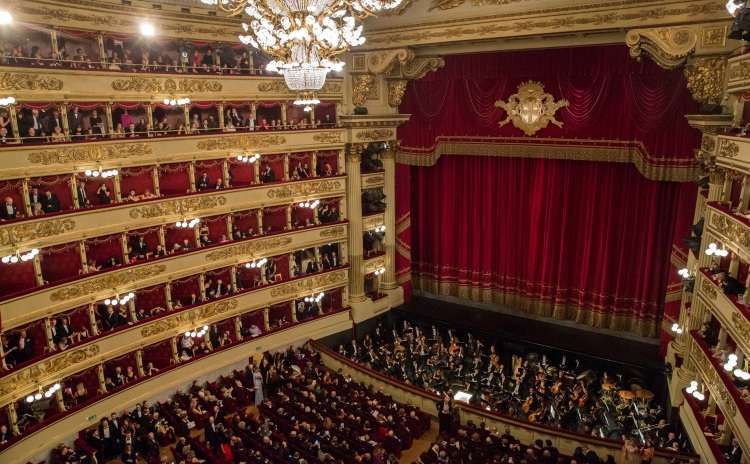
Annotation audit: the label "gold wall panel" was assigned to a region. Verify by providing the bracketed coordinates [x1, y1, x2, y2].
[1, 129, 347, 180]
[0, 268, 349, 409]
[705, 205, 750, 264]
[726, 54, 750, 94]
[695, 270, 750, 359]
[1, 224, 349, 329]
[711, 135, 750, 175]
[361, 172, 386, 188]
[0, 177, 346, 254]
[364, 255, 386, 274]
[362, 213, 385, 231]
[0, 311, 353, 464]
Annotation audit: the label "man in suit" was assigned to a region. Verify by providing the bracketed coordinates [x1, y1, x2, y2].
[42, 190, 61, 213]
[0, 127, 10, 144]
[76, 180, 89, 208]
[197, 172, 209, 190]
[28, 187, 41, 210]
[23, 109, 43, 137]
[44, 109, 63, 136]
[67, 106, 83, 134]
[131, 236, 149, 259]
[0, 196, 19, 220]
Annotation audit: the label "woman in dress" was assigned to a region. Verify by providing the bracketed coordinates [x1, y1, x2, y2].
[252, 366, 264, 405]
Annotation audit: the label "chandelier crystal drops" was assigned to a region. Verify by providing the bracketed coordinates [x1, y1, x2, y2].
[201, 0, 403, 94]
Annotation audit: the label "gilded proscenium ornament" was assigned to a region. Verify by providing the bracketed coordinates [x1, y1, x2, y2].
[0, 72, 64, 91]
[111, 77, 223, 93]
[27, 143, 153, 166]
[0, 345, 100, 398]
[129, 196, 228, 220]
[205, 236, 293, 262]
[625, 27, 698, 70]
[266, 179, 343, 200]
[0, 219, 75, 248]
[684, 57, 725, 105]
[352, 74, 376, 107]
[356, 129, 394, 141]
[50, 265, 167, 302]
[313, 132, 344, 143]
[387, 80, 408, 108]
[718, 139, 740, 158]
[495, 81, 569, 136]
[141, 298, 239, 337]
[196, 134, 286, 151]
[269, 270, 347, 297]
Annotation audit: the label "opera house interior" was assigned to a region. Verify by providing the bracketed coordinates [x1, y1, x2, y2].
[1, 0, 750, 463]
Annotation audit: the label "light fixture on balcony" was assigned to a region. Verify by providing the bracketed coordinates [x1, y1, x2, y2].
[733, 368, 750, 380]
[670, 323, 683, 334]
[304, 292, 325, 303]
[685, 380, 705, 400]
[184, 325, 209, 338]
[140, 21, 156, 37]
[84, 168, 119, 178]
[104, 292, 135, 306]
[705, 242, 729, 257]
[176, 218, 200, 228]
[0, 96, 15, 107]
[677, 268, 691, 279]
[373, 266, 385, 276]
[237, 153, 260, 163]
[374, 225, 385, 233]
[26, 383, 60, 403]
[724, 353, 739, 372]
[245, 257, 268, 268]
[298, 199, 320, 209]
[163, 97, 191, 107]
[0, 10, 12, 26]
[2, 248, 39, 264]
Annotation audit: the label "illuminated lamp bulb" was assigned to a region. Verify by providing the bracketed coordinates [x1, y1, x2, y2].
[0, 10, 13, 26]
[26, 395, 34, 403]
[34, 393, 42, 400]
[184, 331, 191, 337]
[140, 22, 156, 37]
[9, 255, 18, 263]
[1, 256, 9, 264]
[44, 391, 52, 399]
[85, 170, 92, 176]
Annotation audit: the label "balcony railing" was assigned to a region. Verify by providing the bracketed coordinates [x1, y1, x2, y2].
[705, 202, 750, 263]
[695, 269, 750, 360]
[0, 267, 349, 408]
[0, 176, 347, 255]
[681, 391, 728, 464]
[690, 331, 750, 446]
[1, 221, 348, 329]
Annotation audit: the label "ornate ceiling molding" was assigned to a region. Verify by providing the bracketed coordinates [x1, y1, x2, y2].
[397, 136, 701, 182]
[626, 27, 698, 69]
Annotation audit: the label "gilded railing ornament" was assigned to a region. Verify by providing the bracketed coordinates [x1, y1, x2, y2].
[352, 74, 375, 107]
[111, 77, 223, 93]
[0, 345, 100, 398]
[495, 81, 568, 136]
[365, 175, 385, 186]
[50, 265, 167, 302]
[312, 132, 344, 143]
[710, 211, 750, 250]
[205, 236, 293, 262]
[685, 57, 725, 106]
[196, 134, 286, 151]
[363, 214, 385, 231]
[0, 72, 64, 91]
[257, 81, 289, 93]
[320, 225, 347, 238]
[700, 277, 718, 300]
[387, 80, 408, 108]
[356, 129, 394, 141]
[129, 196, 227, 219]
[0, 219, 75, 248]
[141, 298, 239, 337]
[691, 343, 738, 418]
[27, 143, 152, 165]
[732, 312, 750, 341]
[270, 270, 346, 297]
[718, 139, 740, 159]
[266, 180, 343, 199]
[365, 256, 386, 274]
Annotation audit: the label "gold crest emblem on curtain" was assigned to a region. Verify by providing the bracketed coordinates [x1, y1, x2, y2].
[495, 81, 569, 136]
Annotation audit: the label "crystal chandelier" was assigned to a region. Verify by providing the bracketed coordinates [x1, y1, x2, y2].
[201, 0, 402, 97]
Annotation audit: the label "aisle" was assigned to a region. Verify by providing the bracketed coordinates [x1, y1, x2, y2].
[400, 419, 439, 464]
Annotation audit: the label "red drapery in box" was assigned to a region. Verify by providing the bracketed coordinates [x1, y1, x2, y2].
[120, 166, 155, 198]
[135, 284, 167, 315]
[84, 234, 122, 267]
[158, 163, 191, 196]
[289, 152, 313, 178]
[63, 366, 99, 403]
[315, 103, 336, 127]
[143, 340, 174, 369]
[292, 206, 314, 228]
[166, 225, 197, 251]
[29, 175, 73, 211]
[79, 177, 115, 207]
[240, 310, 264, 334]
[232, 210, 259, 237]
[41, 243, 82, 284]
[260, 154, 284, 182]
[0, 258, 36, 299]
[204, 215, 229, 242]
[269, 302, 291, 326]
[60, 306, 91, 337]
[263, 206, 287, 233]
[237, 265, 261, 289]
[228, 160, 256, 187]
[171, 276, 200, 304]
[316, 151, 339, 176]
[195, 159, 224, 189]
[127, 226, 161, 263]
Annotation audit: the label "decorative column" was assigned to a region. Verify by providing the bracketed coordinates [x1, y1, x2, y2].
[105, 102, 114, 135]
[289, 254, 296, 277]
[70, 174, 80, 209]
[721, 171, 733, 204]
[146, 103, 154, 130]
[8, 104, 20, 143]
[286, 205, 292, 230]
[339, 241, 348, 266]
[158, 226, 167, 249]
[135, 349, 144, 377]
[234, 317, 243, 341]
[193, 224, 202, 248]
[337, 149, 345, 175]
[183, 104, 190, 131]
[225, 215, 233, 240]
[263, 307, 270, 331]
[128, 299, 137, 323]
[165, 282, 173, 311]
[290, 301, 298, 323]
[346, 144, 366, 302]
[88, 304, 99, 336]
[188, 162, 197, 193]
[7, 402, 19, 435]
[250, 102, 257, 124]
[171, 337, 179, 363]
[339, 198, 347, 221]
[708, 170, 725, 202]
[256, 209, 264, 235]
[280, 102, 288, 128]
[382, 146, 398, 290]
[78, 241, 88, 273]
[120, 233, 130, 265]
[112, 175, 122, 202]
[198, 274, 207, 301]
[32, 253, 44, 286]
[50, 30, 59, 61]
[55, 388, 65, 413]
[218, 103, 225, 130]
[283, 154, 290, 181]
[97, 34, 106, 67]
[43, 318, 55, 352]
[97, 363, 106, 394]
[151, 167, 161, 197]
[254, 163, 261, 184]
[229, 266, 238, 293]
[21, 178, 31, 216]
[222, 159, 231, 188]
[311, 151, 318, 177]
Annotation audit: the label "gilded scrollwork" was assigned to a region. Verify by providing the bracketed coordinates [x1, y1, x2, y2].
[363, 214, 385, 231]
[320, 225, 347, 239]
[709, 210, 750, 250]
[111, 77, 223, 93]
[266, 180, 343, 200]
[0, 219, 75, 248]
[684, 57, 725, 105]
[129, 196, 227, 220]
[270, 270, 347, 297]
[718, 139, 740, 159]
[141, 299, 239, 337]
[50, 265, 167, 302]
[312, 132, 344, 143]
[387, 80, 408, 108]
[692, 342, 738, 418]
[205, 236, 293, 262]
[495, 81, 568, 136]
[356, 129, 394, 141]
[365, 175, 385, 185]
[732, 312, 750, 341]
[700, 276, 718, 300]
[257, 81, 289, 93]
[196, 134, 286, 151]
[352, 74, 375, 108]
[0, 345, 100, 397]
[0, 72, 63, 91]
[626, 27, 698, 70]
[27, 143, 152, 165]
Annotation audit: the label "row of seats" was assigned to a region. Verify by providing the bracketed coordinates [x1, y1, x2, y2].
[0, 101, 337, 144]
[0, 295, 349, 455]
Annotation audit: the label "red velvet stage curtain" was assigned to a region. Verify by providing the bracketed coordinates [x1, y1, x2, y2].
[410, 156, 688, 337]
[399, 45, 699, 160]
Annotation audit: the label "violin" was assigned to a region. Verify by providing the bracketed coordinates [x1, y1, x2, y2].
[521, 396, 533, 414]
